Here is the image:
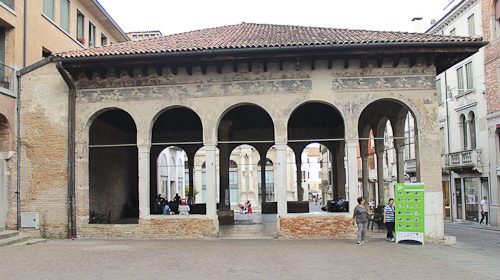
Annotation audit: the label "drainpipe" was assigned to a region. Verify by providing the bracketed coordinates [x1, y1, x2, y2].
[55, 61, 76, 239]
[23, 0, 27, 67]
[15, 72, 21, 230]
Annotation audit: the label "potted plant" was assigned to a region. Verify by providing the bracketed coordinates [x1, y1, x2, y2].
[78, 37, 85, 44]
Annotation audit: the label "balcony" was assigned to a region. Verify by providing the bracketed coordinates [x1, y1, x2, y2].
[404, 159, 416, 174]
[442, 149, 482, 171]
[0, 62, 15, 92]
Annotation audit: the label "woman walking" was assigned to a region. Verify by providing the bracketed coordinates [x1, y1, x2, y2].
[352, 196, 369, 246]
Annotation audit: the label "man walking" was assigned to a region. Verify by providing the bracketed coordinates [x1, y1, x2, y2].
[480, 196, 489, 225]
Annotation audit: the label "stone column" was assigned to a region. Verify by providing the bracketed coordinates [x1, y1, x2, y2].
[395, 138, 405, 183]
[205, 145, 217, 218]
[346, 140, 359, 213]
[335, 142, 346, 199]
[295, 152, 303, 201]
[275, 144, 288, 215]
[138, 145, 151, 218]
[375, 139, 385, 205]
[260, 155, 267, 205]
[361, 155, 369, 201]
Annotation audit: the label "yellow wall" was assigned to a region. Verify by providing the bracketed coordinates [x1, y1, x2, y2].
[0, 0, 127, 69]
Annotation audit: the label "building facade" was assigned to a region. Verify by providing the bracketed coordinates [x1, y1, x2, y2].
[0, 0, 128, 231]
[428, 0, 493, 224]
[15, 23, 481, 239]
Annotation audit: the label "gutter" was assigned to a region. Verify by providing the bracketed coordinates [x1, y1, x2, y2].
[58, 40, 488, 64]
[55, 61, 76, 239]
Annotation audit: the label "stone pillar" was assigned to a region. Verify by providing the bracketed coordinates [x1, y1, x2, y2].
[335, 142, 346, 199]
[295, 152, 303, 201]
[361, 155, 369, 201]
[138, 145, 151, 218]
[188, 155, 194, 201]
[395, 138, 405, 183]
[260, 155, 266, 205]
[218, 144, 230, 211]
[205, 145, 217, 218]
[488, 127, 499, 225]
[275, 144, 288, 215]
[346, 140, 359, 213]
[375, 139, 385, 205]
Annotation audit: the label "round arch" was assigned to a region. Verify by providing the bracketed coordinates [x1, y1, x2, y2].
[0, 113, 12, 152]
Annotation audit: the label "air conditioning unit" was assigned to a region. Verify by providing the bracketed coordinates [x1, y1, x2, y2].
[21, 212, 40, 229]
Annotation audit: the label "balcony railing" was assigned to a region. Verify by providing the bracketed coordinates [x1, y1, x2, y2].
[442, 149, 482, 170]
[0, 62, 15, 92]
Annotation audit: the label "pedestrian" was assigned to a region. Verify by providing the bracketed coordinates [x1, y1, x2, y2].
[178, 198, 190, 215]
[352, 196, 369, 246]
[162, 200, 171, 215]
[384, 198, 395, 241]
[480, 196, 489, 225]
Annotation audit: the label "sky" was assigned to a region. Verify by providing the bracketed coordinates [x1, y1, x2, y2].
[98, 0, 453, 36]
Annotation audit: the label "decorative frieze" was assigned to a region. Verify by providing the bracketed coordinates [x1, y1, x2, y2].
[332, 75, 435, 90]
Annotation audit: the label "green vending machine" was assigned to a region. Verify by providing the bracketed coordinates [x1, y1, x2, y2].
[394, 183, 425, 244]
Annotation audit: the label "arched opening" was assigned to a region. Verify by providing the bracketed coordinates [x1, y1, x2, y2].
[150, 107, 203, 214]
[0, 114, 11, 152]
[287, 102, 346, 213]
[217, 104, 274, 224]
[460, 114, 468, 150]
[358, 99, 418, 207]
[89, 109, 138, 224]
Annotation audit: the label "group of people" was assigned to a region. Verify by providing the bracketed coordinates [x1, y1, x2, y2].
[352, 196, 395, 246]
[237, 201, 253, 214]
[156, 193, 191, 215]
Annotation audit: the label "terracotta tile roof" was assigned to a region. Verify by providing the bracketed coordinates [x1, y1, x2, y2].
[58, 22, 482, 58]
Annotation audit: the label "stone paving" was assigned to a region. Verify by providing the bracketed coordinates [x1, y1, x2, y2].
[0, 232, 497, 280]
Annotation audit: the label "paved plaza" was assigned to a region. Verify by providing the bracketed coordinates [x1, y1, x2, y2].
[1, 223, 499, 280]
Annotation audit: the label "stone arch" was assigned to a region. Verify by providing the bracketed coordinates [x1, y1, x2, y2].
[88, 109, 138, 224]
[287, 101, 345, 203]
[85, 106, 136, 143]
[358, 98, 418, 204]
[150, 107, 204, 213]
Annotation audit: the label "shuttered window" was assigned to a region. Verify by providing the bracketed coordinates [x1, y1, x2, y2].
[465, 62, 474, 90]
[457, 66, 464, 95]
[467, 14, 475, 36]
[77, 11, 84, 43]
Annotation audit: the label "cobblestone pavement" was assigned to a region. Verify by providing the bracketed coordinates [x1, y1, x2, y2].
[445, 222, 500, 257]
[0, 234, 498, 280]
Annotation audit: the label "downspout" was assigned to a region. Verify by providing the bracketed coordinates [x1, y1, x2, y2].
[55, 61, 76, 239]
[23, 0, 27, 67]
[15, 72, 21, 230]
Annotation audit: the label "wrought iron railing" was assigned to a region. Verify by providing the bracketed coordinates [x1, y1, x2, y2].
[0, 62, 15, 91]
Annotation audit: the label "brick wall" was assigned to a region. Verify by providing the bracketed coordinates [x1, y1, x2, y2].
[279, 215, 356, 239]
[18, 64, 69, 238]
[483, 0, 500, 114]
[78, 216, 218, 239]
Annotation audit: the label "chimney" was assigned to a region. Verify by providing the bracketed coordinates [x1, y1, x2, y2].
[411, 17, 423, 33]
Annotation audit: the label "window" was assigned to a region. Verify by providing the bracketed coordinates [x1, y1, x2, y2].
[60, 0, 70, 32]
[0, 27, 6, 87]
[437, 79, 442, 104]
[469, 112, 476, 149]
[76, 11, 85, 44]
[457, 66, 465, 95]
[43, 0, 55, 20]
[88, 22, 96, 48]
[440, 128, 445, 154]
[465, 62, 474, 90]
[101, 34, 108, 46]
[467, 14, 475, 36]
[0, 0, 14, 10]
[450, 28, 456, 35]
[460, 114, 468, 150]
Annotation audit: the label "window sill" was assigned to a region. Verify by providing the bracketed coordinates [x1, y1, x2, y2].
[0, 2, 16, 16]
[41, 13, 85, 48]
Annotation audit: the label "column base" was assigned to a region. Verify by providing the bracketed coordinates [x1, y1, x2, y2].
[218, 210, 234, 225]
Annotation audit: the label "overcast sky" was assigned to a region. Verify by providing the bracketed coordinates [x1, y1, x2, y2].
[98, 0, 452, 36]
